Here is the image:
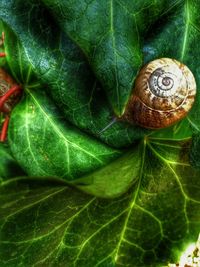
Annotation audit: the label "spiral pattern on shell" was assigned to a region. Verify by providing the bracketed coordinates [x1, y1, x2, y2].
[124, 58, 196, 129]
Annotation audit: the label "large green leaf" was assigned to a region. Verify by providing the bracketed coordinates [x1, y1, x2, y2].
[41, 0, 183, 115]
[0, 140, 199, 266]
[8, 88, 142, 197]
[0, 1, 147, 148]
[0, 143, 25, 182]
[190, 135, 200, 168]
[0, 21, 38, 86]
[74, 143, 142, 198]
[8, 89, 120, 181]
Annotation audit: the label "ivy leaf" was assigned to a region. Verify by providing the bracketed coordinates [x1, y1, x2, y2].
[0, 143, 25, 182]
[0, 1, 147, 148]
[0, 21, 38, 86]
[41, 0, 183, 115]
[0, 140, 199, 266]
[8, 88, 142, 197]
[190, 135, 200, 169]
[74, 143, 142, 198]
[8, 89, 120, 181]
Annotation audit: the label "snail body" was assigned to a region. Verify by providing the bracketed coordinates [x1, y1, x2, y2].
[123, 58, 196, 129]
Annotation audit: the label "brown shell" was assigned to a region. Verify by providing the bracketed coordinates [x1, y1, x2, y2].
[123, 58, 196, 129]
[0, 68, 19, 112]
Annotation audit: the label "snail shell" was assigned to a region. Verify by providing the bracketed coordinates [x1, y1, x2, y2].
[123, 58, 196, 129]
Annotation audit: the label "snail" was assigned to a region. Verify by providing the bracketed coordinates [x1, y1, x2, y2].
[123, 58, 196, 129]
[100, 58, 196, 133]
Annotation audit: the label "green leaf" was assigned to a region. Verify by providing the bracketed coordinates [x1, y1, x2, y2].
[0, 1, 147, 148]
[74, 143, 142, 198]
[41, 0, 183, 115]
[0, 21, 38, 86]
[8, 89, 120, 181]
[0, 143, 25, 182]
[148, 118, 193, 141]
[8, 86, 141, 197]
[0, 139, 199, 266]
[190, 135, 200, 168]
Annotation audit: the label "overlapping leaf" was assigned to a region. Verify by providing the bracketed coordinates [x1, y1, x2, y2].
[0, 143, 25, 182]
[41, 0, 184, 115]
[7, 88, 142, 197]
[0, 0, 196, 145]
[0, 140, 199, 266]
[8, 89, 120, 181]
[0, 1, 147, 148]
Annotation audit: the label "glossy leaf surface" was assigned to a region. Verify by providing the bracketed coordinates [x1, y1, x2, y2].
[0, 141, 199, 266]
[0, 1, 147, 148]
[0, 143, 25, 182]
[8, 89, 120, 181]
[41, 0, 183, 115]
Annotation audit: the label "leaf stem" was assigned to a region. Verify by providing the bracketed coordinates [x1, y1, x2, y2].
[0, 115, 9, 142]
[0, 52, 6, 57]
[0, 85, 22, 112]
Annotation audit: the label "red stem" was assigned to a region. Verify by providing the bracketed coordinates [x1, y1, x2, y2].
[0, 32, 5, 57]
[0, 52, 6, 57]
[0, 116, 9, 142]
[0, 85, 22, 112]
[1, 32, 5, 43]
